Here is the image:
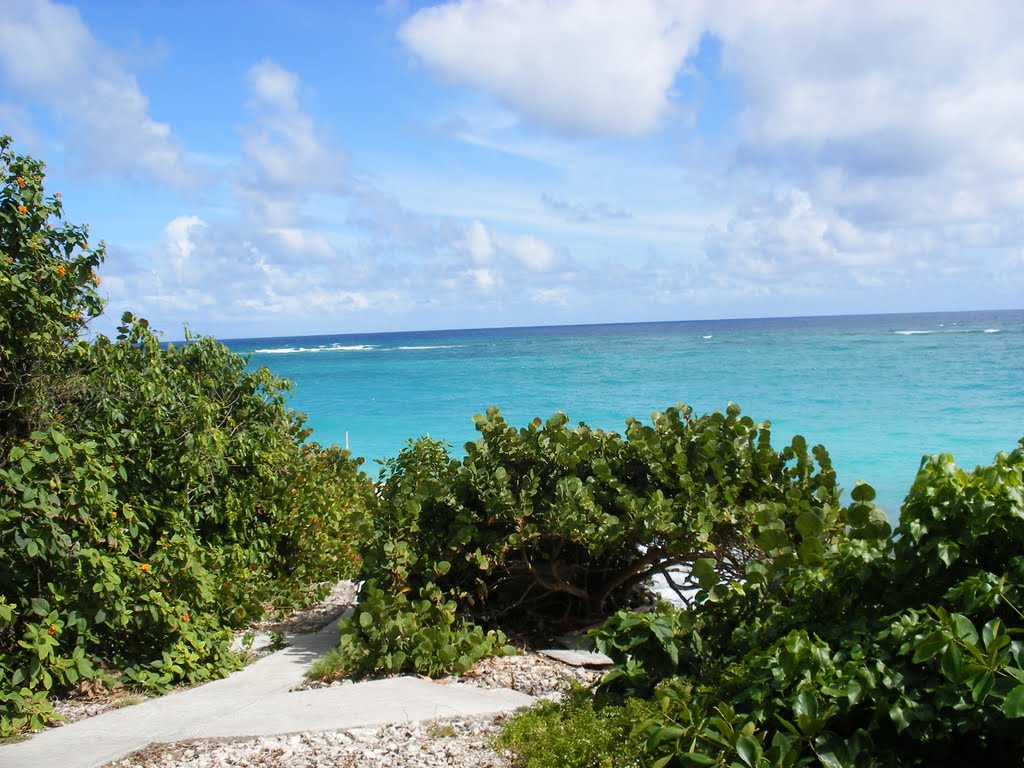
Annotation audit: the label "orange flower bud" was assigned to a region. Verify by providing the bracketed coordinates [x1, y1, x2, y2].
[17, 205, 27, 215]
[57, 264, 66, 278]
[139, 563, 151, 572]
[94, 275, 101, 286]
[16, 177, 26, 188]
[181, 613, 190, 623]
[47, 624, 57, 636]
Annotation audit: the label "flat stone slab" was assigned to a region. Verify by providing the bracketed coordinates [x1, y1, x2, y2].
[538, 648, 615, 667]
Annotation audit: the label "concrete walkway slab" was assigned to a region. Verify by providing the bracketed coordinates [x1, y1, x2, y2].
[0, 621, 535, 768]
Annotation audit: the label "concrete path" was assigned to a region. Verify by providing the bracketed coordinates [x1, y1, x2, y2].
[0, 621, 535, 768]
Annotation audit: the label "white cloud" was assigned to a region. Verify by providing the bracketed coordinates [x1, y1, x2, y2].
[0, 0, 196, 189]
[707, 1, 1024, 240]
[163, 215, 206, 281]
[705, 187, 900, 289]
[464, 268, 498, 291]
[265, 227, 335, 258]
[512, 234, 555, 272]
[464, 219, 494, 264]
[241, 59, 349, 195]
[531, 287, 569, 305]
[710, 1, 1024, 169]
[399, 0, 705, 137]
[247, 58, 301, 112]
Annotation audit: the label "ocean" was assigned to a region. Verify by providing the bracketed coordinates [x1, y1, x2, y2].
[224, 309, 1024, 520]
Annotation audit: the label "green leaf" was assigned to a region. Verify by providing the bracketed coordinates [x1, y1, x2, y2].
[850, 482, 875, 502]
[735, 734, 760, 767]
[794, 510, 823, 538]
[1003, 685, 1024, 717]
[797, 537, 825, 567]
[971, 671, 995, 703]
[793, 690, 818, 722]
[952, 614, 979, 645]
[29, 597, 49, 617]
[913, 631, 947, 663]
[982, 618, 1002, 651]
[677, 754, 716, 767]
[940, 644, 964, 682]
[692, 558, 720, 590]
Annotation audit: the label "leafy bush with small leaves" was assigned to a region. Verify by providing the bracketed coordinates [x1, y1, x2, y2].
[0, 136, 374, 736]
[0, 136, 103, 446]
[496, 685, 655, 768]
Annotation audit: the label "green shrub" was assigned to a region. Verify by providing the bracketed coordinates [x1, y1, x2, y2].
[363, 403, 843, 637]
[496, 685, 654, 768]
[562, 440, 1024, 766]
[308, 582, 511, 680]
[0, 136, 103, 446]
[0, 135, 374, 736]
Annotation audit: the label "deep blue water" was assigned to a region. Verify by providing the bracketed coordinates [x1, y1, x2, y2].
[223, 309, 1024, 520]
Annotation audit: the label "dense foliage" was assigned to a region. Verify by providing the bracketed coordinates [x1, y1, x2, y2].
[503, 442, 1024, 767]
[317, 401, 847, 682]
[0, 136, 373, 736]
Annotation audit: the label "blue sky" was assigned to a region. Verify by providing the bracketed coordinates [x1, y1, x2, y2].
[2, 0, 1022, 338]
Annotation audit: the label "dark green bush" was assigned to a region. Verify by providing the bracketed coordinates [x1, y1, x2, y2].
[525, 441, 1024, 767]
[0, 136, 374, 736]
[365, 403, 843, 634]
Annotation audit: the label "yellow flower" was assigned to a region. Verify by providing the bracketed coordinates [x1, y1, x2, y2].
[17, 205, 27, 215]
[47, 624, 57, 636]
[16, 177, 26, 188]
[139, 563, 151, 572]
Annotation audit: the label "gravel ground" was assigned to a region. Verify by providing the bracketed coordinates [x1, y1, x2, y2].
[103, 717, 513, 768]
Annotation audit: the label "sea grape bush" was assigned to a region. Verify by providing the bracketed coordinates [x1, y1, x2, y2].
[503, 441, 1024, 767]
[332, 401, 847, 679]
[368, 403, 843, 628]
[0, 136, 373, 736]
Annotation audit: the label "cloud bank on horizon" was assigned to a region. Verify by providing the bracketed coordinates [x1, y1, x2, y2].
[1, 0, 1021, 338]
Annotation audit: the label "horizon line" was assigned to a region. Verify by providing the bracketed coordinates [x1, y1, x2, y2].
[209, 306, 1023, 346]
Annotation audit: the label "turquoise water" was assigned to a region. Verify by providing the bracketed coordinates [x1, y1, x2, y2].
[225, 309, 1024, 519]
